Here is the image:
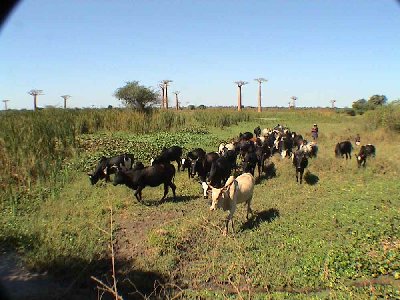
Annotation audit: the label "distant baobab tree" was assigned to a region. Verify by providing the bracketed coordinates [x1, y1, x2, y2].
[173, 91, 180, 110]
[158, 83, 165, 108]
[28, 89, 44, 110]
[2, 99, 10, 110]
[61, 95, 71, 109]
[254, 78, 267, 112]
[234, 81, 248, 112]
[161, 80, 173, 109]
[330, 99, 336, 108]
[290, 96, 297, 108]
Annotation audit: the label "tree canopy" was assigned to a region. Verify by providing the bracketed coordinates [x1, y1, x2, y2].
[114, 81, 160, 111]
[352, 99, 367, 110]
[352, 95, 388, 114]
[368, 95, 387, 106]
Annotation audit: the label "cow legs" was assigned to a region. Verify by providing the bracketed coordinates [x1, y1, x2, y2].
[246, 200, 253, 220]
[201, 181, 208, 199]
[296, 169, 304, 184]
[161, 183, 169, 201]
[169, 181, 177, 200]
[176, 159, 181, 171]
[134, 186, 143, 202]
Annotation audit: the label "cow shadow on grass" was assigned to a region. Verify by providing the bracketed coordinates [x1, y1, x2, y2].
[240, 208, 280, 231]
[304, 171, 319, 185]
[0, 247, 168, 300]
[255, 162, 277, 184]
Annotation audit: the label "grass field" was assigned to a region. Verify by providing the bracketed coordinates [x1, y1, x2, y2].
[0, 107, 399, 299]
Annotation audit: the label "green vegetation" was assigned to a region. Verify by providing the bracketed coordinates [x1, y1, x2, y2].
[351, 94, 388, 115]
[0, 107, 399, 299]
[114, 81, 160, 111]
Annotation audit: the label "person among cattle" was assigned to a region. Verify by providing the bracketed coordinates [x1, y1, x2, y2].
[355, 134, 361, 146]
[311, 124, 319, 141]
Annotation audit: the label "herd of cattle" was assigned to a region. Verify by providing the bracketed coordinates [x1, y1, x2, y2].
[87, 125, 376, 234]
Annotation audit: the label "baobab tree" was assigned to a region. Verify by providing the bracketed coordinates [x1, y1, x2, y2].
[234, 81, 248, 112]
[2, 99, 10, 110]
[28, 89, 44, 110]
[61, 95, 71, 109]
[161, 80, 173, 109]
[254, 78, 267, 112]
[173, 91, 180, 110]
[158, 83, 165, 108]
[290, 96, 297, 108]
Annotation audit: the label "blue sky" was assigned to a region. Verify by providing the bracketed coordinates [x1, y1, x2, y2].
[1, 0, 399, 109]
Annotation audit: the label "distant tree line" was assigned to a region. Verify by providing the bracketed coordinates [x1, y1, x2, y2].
[348, 95, 388, 115]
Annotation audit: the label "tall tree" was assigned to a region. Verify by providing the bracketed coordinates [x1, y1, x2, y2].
[368, 95, 387, 107]
[114, 81, 160, 111]
[352, 99, 367, 110]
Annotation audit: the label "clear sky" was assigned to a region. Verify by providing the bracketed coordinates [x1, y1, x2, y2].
[1, 0, 399, 110]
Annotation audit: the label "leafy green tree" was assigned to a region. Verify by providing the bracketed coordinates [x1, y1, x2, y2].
[368, 95, 387, 107]
[352, 99, 367, 110]
[114, 81, 160, 111]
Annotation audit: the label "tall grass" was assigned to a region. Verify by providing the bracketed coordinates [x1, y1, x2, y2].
[0, 108, 258, 212]
[363, 104, 400, 132]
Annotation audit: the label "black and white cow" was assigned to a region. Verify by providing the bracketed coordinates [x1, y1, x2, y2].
[355, 144, 376, 168]
[88, 153, 134, 185]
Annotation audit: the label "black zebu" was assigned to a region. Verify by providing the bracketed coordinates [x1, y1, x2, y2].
[192, 152, 220, 199]
[208, 156, 234, 189]
[242, 152, 258, 176]
[293, 150, 308, 184]
[88, 153, 134, 185]
[113, 163, 176, 202]
[365, 144, 376, 157]
[152, 146, 183, 170]
[335, 141, 353, 159]
[181, 148, 206, 178]
[254, 126, 261, 137]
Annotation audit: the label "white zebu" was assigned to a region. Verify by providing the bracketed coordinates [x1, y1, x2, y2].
[209, 173, 255, 235]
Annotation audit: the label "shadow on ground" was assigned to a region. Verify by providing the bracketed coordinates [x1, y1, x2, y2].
[0, 250, 167, 300]
[304, 171, 319, 185]
[240, 208, 280, 231]
[256, 162, 277, 184]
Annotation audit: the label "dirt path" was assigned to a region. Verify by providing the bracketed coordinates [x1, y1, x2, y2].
[114, 206, 183, 263]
